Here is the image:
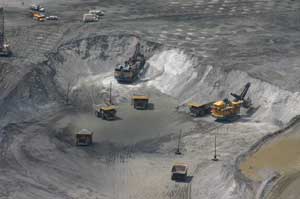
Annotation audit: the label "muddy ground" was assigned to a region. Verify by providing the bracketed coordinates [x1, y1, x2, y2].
[1, 0, 300, 198]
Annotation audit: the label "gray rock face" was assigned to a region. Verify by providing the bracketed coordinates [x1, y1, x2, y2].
[1, 0, 300, 198]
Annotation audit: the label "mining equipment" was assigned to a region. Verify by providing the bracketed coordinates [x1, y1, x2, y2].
[211, 83, 251, 120]
[76, 129, 93, 146]
[231, 82, 252, 108]
[187, 101, 214, 117]
[171, 163, 188, 181]
[132, 95, 149, 110]
[0, 8, 12, 57]
[32, 12, 46, 22]
[94, 104, 117, 120]
[114, 43, 146, 83]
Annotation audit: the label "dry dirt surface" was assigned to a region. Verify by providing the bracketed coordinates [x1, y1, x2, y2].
[1, 0, 300, 199]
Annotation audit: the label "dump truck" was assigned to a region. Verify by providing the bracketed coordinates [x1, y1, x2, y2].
[211, 83, 251, 120]
[94, 104, 117, 120]
[0, 8, 11, 57]
[114, 43, 145, 83]
[187, 101, 214, 117]
[132, 95, 149, 110]
[76, 129, 93, 146]
[171, 163, 188, 181]
[83, 13, 99, 23]
[32, 12, 45, 22]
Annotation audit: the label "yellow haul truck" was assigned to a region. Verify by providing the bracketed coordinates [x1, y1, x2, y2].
[94, 104, 117, 120]
[76, 129, 93, 146]
[171, 163, 188, 181]
[132, 95, 149, 110]
[187, 102, 214, 117]
[32, 12, 45, 22]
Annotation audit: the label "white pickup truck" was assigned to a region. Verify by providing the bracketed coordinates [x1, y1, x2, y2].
[89, 10, 104, 16]
[83, 13, 99, 23]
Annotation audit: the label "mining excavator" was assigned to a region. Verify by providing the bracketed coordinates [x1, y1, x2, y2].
[0, 8, 12, 57]
[211, 83, 251, 120]
[114, 43, 145, 83]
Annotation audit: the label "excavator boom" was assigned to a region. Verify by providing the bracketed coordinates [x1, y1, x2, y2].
[231, 82, 251, 101]
[132, 43, 140, 61]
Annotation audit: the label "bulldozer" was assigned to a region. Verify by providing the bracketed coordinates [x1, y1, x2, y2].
[94, 104, 117, 120]
[211, 83, 251, 120]
[187, 101, 214, 117]
[114, 43, 145, 83]
[0, 8, 11, 57]
[132, 95, 149, 110]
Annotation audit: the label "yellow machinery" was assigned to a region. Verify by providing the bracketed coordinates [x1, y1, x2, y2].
[94, 104, 117, 120]
[211, 82, 251, 120]
[76, 129, 93, 146]
[132, 95, 149, 110]
[32, 12, 45, 22]
[187, 101, 214, 117]
[211, 99, 242, 120]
